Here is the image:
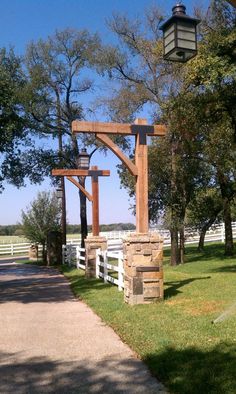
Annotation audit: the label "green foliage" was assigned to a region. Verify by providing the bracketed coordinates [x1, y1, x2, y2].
[0, 48, 32, 190]
[62, 242, 236, 394]
[186, 188, 223, 230]
[21, 191, 61, 245]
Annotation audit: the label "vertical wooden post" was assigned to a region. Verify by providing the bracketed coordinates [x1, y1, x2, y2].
[135, 119, 149, 233]
[91, 166, 99, 236]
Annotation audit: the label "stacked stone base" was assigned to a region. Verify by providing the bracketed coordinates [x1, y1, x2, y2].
[85, 236, 107, 278]
[123, 233, 163, 305]
[29, 244, 39, 261]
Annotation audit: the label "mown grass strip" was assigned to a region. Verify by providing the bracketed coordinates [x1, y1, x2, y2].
[62, 243, 236, 394]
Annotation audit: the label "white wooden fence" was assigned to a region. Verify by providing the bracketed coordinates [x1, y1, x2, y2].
[0, 242, 43, 256]
[1, 222, 235, 257]
[96, 249, 124, 291]
[62, 244, 86, 270]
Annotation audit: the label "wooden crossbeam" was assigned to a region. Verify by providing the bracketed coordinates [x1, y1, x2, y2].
[96, 134, 138, 176]
[52, 169, 110, 177]
[72, 120, 167, 137]
[71, 118, 167, 234]
[66, 176, 93, 201]
[52, 166, 110, 237]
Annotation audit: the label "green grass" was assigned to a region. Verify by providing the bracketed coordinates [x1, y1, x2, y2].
[61, 243, 236, 394]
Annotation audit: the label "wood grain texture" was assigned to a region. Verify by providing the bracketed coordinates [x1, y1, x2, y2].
[66, 176, 93, 202]
[135, 123, 149, 234]
[52, 169, 110, 177]
[96, 134, 138, 176]
[72, 120, 167, 136]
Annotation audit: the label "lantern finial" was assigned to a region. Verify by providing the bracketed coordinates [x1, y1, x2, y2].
[172, 3, 186, 16]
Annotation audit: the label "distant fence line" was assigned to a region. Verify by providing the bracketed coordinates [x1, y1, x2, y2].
[0, 222, 235, 257]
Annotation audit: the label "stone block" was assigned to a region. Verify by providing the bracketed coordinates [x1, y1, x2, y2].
[132, 255, 152, 266]
[132, 277, 143, 295]
[143, 283, 160, 299]
[143, 249, 152, 256]
[152, 249, 163, 262]
[143, 271, 163, 280]
[123, 232, 164, 305]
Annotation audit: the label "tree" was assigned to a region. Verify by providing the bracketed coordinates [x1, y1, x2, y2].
[21, 191, 61, 263]
[23, 29, 101, 247]
[186, 0, 236, 255]
[186, 188, 223, 251]
[99, 1, 236, 261]
[0, 48, 30, 190]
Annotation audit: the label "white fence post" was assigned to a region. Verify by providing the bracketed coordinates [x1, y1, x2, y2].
[76, 246, 80, 269]
[221, 222, 225, 243]
[62, 245, 65, 264]
[118, 252, 123, 291]
[11, 244, 14, 256]
[96, 249, 100, 278]
[103, 250, 108, 283]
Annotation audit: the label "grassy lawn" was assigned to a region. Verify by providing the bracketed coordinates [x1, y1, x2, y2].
[61, 243, 236, 394]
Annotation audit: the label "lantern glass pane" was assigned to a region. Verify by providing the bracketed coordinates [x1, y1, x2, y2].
[164, 24, 174, 37]
[177, 31, 196, 41]
[164, 31, 175, 46]
[165, 40, 175, 54]
[177, 21, 196, 32]
[177, 39, 196, 50]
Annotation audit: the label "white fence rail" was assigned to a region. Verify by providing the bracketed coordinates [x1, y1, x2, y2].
[62, 244, 86, 270]
[1, 222, 235, 257]
[160, 222, 236, 247]
[96, 249, 124, 291]
[0, 242, 43, 256]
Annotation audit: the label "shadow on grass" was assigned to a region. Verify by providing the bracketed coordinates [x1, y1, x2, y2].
[62, 266, 111, 297]
[164, 276, 211, 299]
[145, 342, 236, 394]
[210, 265, 236, 273]
[0, 351, 162, 394]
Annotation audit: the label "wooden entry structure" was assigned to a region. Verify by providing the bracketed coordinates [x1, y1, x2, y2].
[72, 118, 167, 233]
[52, 166, 110, 236]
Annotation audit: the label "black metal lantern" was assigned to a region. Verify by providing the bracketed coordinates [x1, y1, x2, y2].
[56, 187, 63, 199]
[77, 148, 90, 169]
[160, 3, 200, 63]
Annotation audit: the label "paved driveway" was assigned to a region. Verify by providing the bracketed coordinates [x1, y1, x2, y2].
[0, 262, 166, 393]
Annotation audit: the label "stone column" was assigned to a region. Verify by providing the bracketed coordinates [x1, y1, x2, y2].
[29, 244, 38, 261]
[85, 236, 107, 278]
[123, 233, 163, 305]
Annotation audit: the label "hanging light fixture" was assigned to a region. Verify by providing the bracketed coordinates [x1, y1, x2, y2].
[160, 3, 200, 63]
[56, 187, 63, 199]
[77, 148, 90, 169]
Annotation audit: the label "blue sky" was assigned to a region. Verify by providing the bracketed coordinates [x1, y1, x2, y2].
[0, 0, 209, 225]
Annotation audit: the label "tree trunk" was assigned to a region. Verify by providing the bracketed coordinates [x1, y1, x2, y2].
[198, 227, 207, 252]
[170, 140, 180, 266]
[197, 214, 220, 252]
[79, 176, 88, 248]
[170, 228, 179, 266]
[217, 170, 234, 256]
[223, 197, 234, 256]
[57, 98, 67, 246]
[61, 176, 67, 246]
[179, 225, 185, 264]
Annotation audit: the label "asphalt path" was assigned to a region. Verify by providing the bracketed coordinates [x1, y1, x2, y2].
[0, 261, 166, 394]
